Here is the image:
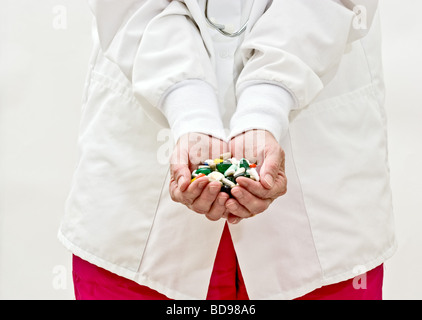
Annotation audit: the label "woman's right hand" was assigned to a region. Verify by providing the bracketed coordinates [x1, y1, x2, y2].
[169, 133, 231, 221]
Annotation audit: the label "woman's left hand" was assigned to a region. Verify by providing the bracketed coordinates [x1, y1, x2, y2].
[225, 130, 287, 224]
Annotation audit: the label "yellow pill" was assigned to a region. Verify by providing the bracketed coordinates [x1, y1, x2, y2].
[214, 158, 223, 164]
[191, 173, 206, 183]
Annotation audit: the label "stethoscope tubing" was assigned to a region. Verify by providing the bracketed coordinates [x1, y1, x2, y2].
[204, 0, 248, 38]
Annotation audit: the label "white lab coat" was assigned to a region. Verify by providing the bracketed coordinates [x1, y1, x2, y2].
[58, 0, 397, 299]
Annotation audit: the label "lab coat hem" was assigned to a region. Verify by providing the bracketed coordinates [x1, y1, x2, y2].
[59, 228, 397, 300]
[57, 229, 200, 300]
[250, 240, 398, 300]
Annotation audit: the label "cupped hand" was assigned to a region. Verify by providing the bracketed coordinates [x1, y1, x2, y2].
[169, 132, 231, 221]
[225, 129, 287, 224]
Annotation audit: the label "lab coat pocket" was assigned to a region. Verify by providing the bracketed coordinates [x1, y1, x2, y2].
[287, 85, 395, 274]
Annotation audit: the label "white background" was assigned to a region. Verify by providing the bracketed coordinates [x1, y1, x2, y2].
[0, 0, 421, 299]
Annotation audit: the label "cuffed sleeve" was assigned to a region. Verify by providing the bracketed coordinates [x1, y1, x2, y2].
[229, 83, 295, 142]
[160, 80, 226, 143]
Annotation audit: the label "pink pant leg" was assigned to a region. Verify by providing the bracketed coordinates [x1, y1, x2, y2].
[72, 254, 171, 300]
[296, 264, 384, 300]
[72, 223, 248, 300]
[206, 223, 249, 300]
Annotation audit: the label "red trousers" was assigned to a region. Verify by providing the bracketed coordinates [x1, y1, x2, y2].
[72, 223, 383, 300]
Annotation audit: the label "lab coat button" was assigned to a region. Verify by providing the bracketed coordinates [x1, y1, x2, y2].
[219, 49, 230, 59]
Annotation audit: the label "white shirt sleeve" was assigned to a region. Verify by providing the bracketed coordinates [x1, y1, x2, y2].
[231, 0, 379, 142]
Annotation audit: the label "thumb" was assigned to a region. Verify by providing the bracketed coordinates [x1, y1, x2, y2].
[170, 139, 191, 192]
[171, 164, 191, 192]
[259, 148, 282, 190]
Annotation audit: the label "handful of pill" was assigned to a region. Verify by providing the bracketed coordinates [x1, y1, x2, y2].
[191, 152, 260, 197]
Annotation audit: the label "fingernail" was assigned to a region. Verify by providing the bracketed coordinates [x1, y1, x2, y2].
[231, 188, 243, 199]
[229, 217, 241, 224]
[218, 195, 227, 206]
[264, 174, 274, 188]
[210, 184, 220, 195]
[198, 179, 208, 189]
[227, 202, 238, 211]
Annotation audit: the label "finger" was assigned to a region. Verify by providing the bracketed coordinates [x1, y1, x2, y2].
[190, 181, 221, 214]
[220, 208, 242, 224]
[225, 198, 253, 219]
[170, 163, 192, 192]
[235, 177, 272, 199]
[279, 171, 288, 196]
[231, 186, 272, 215]
[222, 208, 230, 220]
[170, 176, 209, 206]
[170, 136, 192, 192]
[227, 213, 243, 225]
[205, 192, 230, 221]
[259, 148, 284, 190]
[260, 151, 282, 189]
